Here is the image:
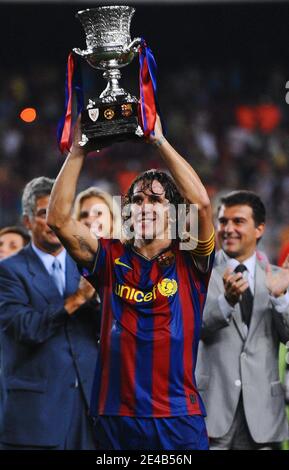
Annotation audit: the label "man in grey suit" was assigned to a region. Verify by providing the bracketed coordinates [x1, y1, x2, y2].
[196, 190, 289, 450]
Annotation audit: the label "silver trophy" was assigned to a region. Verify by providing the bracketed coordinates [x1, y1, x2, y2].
[73, 5, 144, 150]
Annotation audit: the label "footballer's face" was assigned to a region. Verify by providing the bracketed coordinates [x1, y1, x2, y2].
[130, 179, 170, 241]
[217, 204, 265, 262]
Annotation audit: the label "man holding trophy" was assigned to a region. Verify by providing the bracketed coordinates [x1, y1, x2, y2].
[48, 5, 215, 450]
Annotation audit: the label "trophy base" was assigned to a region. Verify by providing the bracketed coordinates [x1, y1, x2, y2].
[80, 97, 144, 151]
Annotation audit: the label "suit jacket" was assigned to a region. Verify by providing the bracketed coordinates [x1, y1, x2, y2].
[0, 356, 5, 435]
[0, 244, 100, 447]
[196, 250, 289, 443]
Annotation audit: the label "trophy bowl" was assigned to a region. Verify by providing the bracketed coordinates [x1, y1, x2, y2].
[74, 6, 139, 70]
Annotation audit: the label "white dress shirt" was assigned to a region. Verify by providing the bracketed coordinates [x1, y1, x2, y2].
[31, 242, 66, 292]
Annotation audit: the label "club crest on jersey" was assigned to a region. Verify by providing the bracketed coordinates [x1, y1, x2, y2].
[157, 278, 178, 297]
[157, 250, 175, 267]
[88, 108, 99, 122]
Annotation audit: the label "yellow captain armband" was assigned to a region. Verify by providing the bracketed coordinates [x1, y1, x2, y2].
[190, 230, 215, 256]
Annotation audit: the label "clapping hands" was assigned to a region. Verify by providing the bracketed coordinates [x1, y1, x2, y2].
[266, 255, 289, 297]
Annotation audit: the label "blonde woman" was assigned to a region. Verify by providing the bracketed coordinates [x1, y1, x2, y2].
[74, 188, 121, 347]
[74, 187, 121, 239]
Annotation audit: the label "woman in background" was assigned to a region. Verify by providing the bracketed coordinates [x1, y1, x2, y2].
[0, 225, 30, 260]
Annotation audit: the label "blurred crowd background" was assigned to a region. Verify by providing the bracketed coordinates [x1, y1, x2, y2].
[0, 1, 289, 263]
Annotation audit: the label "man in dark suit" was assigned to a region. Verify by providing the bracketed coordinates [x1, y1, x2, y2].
[0, 177, 100, 449]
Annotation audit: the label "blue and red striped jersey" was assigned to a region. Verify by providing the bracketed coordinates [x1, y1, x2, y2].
[82, 239, 214, 418]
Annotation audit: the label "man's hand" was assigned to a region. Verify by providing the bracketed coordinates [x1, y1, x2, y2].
[148, 115, 166, 147]
[64, 277, 96, 316]
[78, 276, 96, 301]
[266, 255, 289, 297]
[223, 267, 249, 307]
[64, 291, 86, 315]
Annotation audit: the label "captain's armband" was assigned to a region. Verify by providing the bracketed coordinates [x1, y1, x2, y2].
[189, 230, 215, 256]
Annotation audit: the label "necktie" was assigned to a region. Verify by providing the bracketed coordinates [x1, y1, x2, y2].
[51, 258, 64, 296]
[234, 264, 253, 327]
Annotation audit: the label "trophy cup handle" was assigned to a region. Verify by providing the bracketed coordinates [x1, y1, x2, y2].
[73, 47, 93, 57]
[122, 37, 142, 54]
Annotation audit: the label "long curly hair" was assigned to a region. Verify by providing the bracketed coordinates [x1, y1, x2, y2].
[122, 169, 187, 243]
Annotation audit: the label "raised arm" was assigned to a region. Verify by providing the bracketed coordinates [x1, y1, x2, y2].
[47, 118, 98, 269]
[149, 117, 214, 242]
